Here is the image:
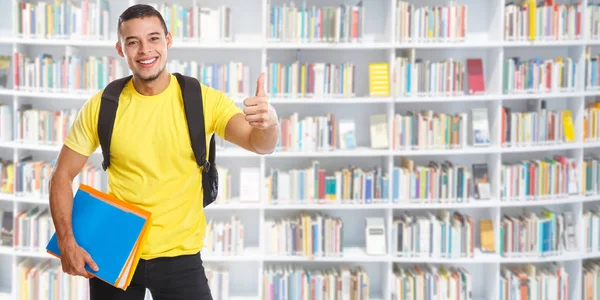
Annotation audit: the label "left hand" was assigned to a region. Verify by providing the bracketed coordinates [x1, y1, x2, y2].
[243, 72, 278, 130]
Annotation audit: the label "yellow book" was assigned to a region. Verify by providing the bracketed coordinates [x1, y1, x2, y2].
[563, 110, 575, 142]
[527, 0, 536, 40]
[368, 63, 390, 96]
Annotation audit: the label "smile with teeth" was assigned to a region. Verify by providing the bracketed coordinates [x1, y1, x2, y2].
[138, 57, 157, 65]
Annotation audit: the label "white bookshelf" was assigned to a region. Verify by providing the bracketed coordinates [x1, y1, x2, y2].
[0, 0, 600, 299]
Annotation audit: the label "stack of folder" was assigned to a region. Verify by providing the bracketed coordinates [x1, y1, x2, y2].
[46, 184, 151, 290]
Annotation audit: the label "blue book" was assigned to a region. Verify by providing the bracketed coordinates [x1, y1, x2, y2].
[46, 184, 151, 290]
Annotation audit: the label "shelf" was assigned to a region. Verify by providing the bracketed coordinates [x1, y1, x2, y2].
[501, 91, 584, 100]
[500, 142, 581, 153]
[391, 200, 497, 209]
[263, 202, 389, 210]
[270, 148, 390, 157]
[0, 246, 13, 256]
[396, 94, 500, 103]
[265, 42, 393, 50]
[502, 40, 586, 47]
[263, 247, 388, 262]
[393, 147, 497, 156]
[13, 248, 55, 259]
[499, 251, 584, 263]
[392, 249, 497, 264]
[201, 247, 262, 262]
[498, 196, 586, 207]
[269, 96, 392, 104]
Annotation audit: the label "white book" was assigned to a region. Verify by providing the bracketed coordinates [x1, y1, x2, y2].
[471, 108, 489, 146]
[239, 167, 260, 202]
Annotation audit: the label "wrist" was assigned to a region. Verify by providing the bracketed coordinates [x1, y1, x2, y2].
[58, 233, 76, 249]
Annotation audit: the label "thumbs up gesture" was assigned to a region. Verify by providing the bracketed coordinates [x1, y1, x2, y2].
[243, 72, 278, 130]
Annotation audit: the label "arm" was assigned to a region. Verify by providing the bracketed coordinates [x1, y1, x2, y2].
[222, 73, 280, 155]
[49, 145, 88, 248]
[49, 145, 99, 277]
[224, 109, 280, 155]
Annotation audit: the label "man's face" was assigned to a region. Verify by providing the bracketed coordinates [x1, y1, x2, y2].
[116, 16, 172, 82]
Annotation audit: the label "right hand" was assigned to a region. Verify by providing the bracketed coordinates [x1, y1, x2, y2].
[58, 237, 99, 278]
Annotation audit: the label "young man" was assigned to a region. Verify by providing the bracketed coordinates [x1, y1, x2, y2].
[48, 4, 279, 300]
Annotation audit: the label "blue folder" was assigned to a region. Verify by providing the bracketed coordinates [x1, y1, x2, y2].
[46, 184, 151, 290]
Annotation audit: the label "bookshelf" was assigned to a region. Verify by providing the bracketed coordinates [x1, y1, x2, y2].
[1, 0, 600, 299]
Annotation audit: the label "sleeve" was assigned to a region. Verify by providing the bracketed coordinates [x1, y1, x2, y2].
[203, 84, 243, 139]
[63, 92, 102, 156]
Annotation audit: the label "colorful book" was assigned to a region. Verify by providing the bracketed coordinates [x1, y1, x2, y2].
[46, 184, 151, 290]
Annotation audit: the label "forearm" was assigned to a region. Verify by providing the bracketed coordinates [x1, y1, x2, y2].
[250, 124, 279, 154]
[49, 174, 76, 247]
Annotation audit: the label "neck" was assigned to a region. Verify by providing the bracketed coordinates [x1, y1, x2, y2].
[132, 70, 170, 96]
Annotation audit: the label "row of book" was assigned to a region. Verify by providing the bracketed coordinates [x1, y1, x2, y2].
[500, 263, 569, 300]
[391, 264, 472, 300]
[266, 61, 356, 98]
[0, 209, 12, 246]
[15, 0, 111, 40]
[583, 156, 600, 196]
[265, 161, 387, 204]
[12, 52, 126, 92]
[203, 217, 245, 256]
[267, 2, 364, 43]
[0, 103, 579, 152]
[16, 106, 78, 146]
[584, 207, 600, 253]
[166, 60, 251, 96]
[148, 4, 231, 42]
[263, 265, 369, 300]
[394, 1, 467, 43]
[391, 211, 475, 259]
[5, 52, 597, 99]
[585, 101, 600, 143]
[391, 158, 479, 203]
[264, 213, 343, 257]
[0, 104, 597, 155]
[392, 56, 467, 97]
[205, 266, 229, 300]
[17, 259, 89, 300]
[500, 155, 579, 201]
[501, 101, 575, 147]
[500, 210, 577, 257]
[392, 110, 471, 150]
[13, 206, 52, 250]
[14, 158, 101, 199]
[503, 57, 577, 94]
[504, 1, 583, 41]
[586, 47, 600, 91]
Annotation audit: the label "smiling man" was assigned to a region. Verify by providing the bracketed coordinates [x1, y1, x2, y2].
[48, 4, 279, 300]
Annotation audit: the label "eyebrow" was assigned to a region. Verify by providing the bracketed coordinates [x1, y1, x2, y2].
[125, 32, 161, 41]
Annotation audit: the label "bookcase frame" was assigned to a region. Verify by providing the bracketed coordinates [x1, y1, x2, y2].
[1, 0, 600, 299]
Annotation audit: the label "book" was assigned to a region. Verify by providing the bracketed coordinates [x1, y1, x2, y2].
[466, 58, 485, 94]
[45, 184, 152, 290]
[368, 63, 390, 96]
[472, 163, 491, 200]
[471, 108, 490, 146]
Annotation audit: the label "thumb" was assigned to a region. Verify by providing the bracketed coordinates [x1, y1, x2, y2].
[255, 72, 267, 97]
[83, 250, 99, 272]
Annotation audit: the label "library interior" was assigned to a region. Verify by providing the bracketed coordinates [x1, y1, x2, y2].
[1, 0, 600, 299]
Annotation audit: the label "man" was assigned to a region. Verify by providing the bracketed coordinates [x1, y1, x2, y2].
[48, 4, 279, 300]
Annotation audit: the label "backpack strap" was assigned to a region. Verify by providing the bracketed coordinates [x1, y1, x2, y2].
[98, 75, 133, 171]
[172, 72, 212, 172]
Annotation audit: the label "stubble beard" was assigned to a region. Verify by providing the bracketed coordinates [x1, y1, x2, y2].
[135, 61, 166, 82]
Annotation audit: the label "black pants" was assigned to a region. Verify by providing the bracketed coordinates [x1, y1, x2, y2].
[89, 252, 213, 300]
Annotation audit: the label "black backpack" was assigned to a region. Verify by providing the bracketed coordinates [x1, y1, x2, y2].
[97, 72, 218, 208]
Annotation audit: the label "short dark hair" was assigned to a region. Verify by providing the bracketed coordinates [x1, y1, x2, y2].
[118, 4, 168, 39]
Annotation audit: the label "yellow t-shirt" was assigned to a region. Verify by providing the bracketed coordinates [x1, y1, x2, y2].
[63, 73, 242, 260]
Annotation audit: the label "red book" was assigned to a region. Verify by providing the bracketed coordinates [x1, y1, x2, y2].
[466, 58, 485, 94]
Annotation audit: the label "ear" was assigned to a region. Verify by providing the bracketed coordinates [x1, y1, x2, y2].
[166, 32, 173, 49]
[115, 41, 124, 57]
